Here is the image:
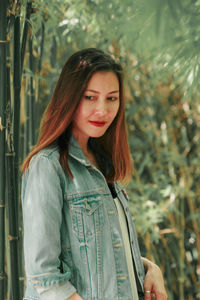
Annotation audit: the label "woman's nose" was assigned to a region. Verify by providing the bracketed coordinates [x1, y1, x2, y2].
[94, 100, 107, 116]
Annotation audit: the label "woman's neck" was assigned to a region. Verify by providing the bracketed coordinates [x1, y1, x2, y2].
[73, 134, 99, 169]
[85, 150, 99, 169]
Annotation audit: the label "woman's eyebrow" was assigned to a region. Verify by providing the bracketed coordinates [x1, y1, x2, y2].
[109, 90, 119, 94]
[85, 89, 99, 94]
[85, 89, 119, 94]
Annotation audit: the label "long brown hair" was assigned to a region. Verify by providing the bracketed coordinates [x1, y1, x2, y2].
[23, 48, 133, 183]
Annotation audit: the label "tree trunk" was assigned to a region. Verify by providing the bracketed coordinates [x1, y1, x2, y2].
[0, 0, 8, 299]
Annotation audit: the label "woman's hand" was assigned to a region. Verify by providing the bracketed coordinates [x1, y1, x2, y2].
[67, 292, 83, 300]
[141, 257, 167, 300]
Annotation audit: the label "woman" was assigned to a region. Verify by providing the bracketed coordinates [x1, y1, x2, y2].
[22, 48, 167, 300]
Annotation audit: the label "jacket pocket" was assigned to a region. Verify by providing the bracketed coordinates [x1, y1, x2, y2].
[70, 194, 105, 241]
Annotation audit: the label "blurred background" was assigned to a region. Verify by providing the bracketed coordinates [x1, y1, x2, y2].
[0, 0, 200, 299]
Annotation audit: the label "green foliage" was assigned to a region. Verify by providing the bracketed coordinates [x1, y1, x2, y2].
[125, 61, 200, 299]
[25, 0, 200, 97]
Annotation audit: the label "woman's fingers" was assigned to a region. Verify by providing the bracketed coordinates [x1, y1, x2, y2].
[144, 289, 152, 300]
[142, 257, 167, 300]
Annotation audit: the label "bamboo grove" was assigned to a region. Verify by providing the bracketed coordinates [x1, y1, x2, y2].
[0, 1, 33, 299]
[0, 1, 200, 299]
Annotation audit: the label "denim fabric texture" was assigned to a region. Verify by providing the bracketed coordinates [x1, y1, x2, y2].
[22, 135, 145, 300]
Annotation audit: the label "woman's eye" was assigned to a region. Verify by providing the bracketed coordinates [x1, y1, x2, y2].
[107, 97, 118, 101]
[84, 95, 95, 100]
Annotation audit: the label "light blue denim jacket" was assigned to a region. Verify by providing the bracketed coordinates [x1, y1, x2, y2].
[22, 135, 145, 300]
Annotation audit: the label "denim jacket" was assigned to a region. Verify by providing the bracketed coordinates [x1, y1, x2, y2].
[22, 135, 145, 300]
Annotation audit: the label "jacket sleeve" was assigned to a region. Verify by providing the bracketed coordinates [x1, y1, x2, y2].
[22, 154, 76, 299]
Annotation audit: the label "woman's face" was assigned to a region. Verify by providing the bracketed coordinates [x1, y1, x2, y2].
[72, 71, 120, 144]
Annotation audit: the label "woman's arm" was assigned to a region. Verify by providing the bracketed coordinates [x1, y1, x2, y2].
[141, 257, 167, 300]
[22, 154, 76, 299]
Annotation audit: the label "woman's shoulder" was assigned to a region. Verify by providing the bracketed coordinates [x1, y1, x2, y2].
[36, 144, 59, 158]
[21, 144, 65, 201]
[29, 144, 61, 171]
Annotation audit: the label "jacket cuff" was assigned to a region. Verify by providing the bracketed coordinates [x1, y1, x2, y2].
[36, 280, 77, 300]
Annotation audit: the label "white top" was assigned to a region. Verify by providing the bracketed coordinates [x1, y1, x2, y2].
[114, 197, 139, 300]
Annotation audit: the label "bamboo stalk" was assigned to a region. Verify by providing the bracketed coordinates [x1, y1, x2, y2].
[35, 22, 46, 143]
[2, 39, 20, 300]
[23, 30, 36, 158]
[5, 106, 20, 300]
[6, 41, 20, 299]
[38, 22, 45, 73]
[23, 78, 30, 159]
[21, 1, 32, 74]
[0, 0, 8, 299]
[20, 1, 32, 163]
[13, 11, 24, 299]
[28, 35, 35, 148]
[13, 12, 21, 197]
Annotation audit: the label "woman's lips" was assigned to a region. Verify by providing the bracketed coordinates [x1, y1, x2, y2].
[89, 121, 106, 127]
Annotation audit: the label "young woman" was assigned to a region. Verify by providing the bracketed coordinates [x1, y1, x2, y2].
[22, 48, 167, 300]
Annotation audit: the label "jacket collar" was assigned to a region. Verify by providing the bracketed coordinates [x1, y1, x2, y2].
[68, 134, 91, 167]
[67, 135, 124, 190]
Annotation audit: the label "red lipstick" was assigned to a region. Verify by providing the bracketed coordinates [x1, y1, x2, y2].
[89, 121, 106, 127]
